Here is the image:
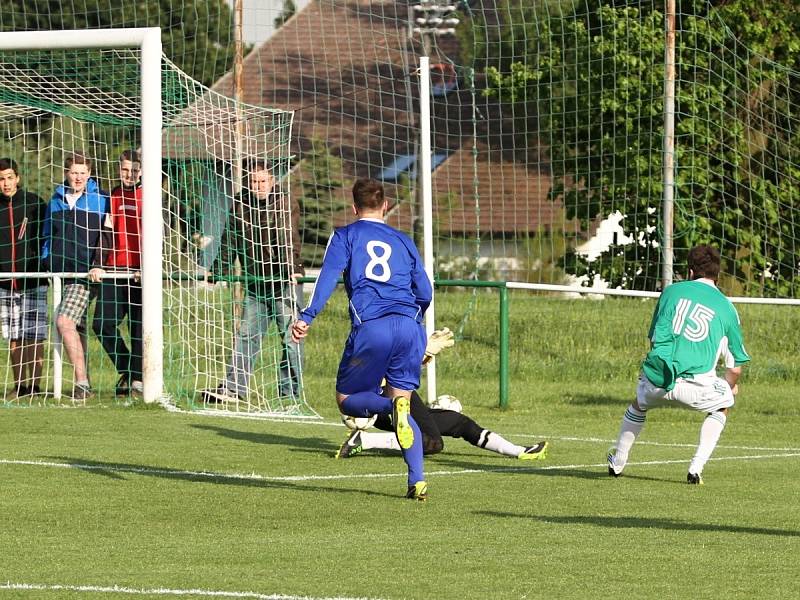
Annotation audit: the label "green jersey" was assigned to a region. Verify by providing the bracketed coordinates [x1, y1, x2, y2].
[642, 279, 750, 390]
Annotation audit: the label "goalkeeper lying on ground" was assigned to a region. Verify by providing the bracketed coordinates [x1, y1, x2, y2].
[336, 328, 549, 461]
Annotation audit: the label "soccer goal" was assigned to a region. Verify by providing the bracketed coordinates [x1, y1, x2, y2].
[0, 28, 317, 417]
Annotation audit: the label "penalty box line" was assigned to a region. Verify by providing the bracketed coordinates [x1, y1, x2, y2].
[2, 452, 799, 485]
[186, 413, 800, 453]
[0, 582, 382, 600]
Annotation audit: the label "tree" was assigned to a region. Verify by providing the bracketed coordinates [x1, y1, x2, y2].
[274, 0, 297, 30]
[296, 138, 349, 268]
[482, 0, 800, 296]
[0, 0, 239, 88]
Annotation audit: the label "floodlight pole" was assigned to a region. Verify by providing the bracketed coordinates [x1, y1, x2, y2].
[1, 28, 163, 403]
[661, 0, 676, 288]
[411, 4, 459, 403]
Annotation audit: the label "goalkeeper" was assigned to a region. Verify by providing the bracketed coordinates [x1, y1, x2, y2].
[336, 328, 549, 461]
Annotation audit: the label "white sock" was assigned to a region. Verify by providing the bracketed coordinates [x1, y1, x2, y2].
[611, 405, 647, 469]
[359, 431, 401, 451]
[689, 411, 727, 475]
[478, 430, 524, 457]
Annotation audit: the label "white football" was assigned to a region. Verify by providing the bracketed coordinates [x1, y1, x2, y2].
[341, 413, 378, 431]
[428, 394, 463, 413]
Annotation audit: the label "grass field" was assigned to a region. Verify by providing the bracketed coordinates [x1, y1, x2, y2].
[1, 292, 799, 599]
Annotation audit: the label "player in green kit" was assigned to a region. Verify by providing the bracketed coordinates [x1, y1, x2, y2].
[607, 245, 750, 484]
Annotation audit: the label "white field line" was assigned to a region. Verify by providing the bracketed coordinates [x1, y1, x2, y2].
[520, 434, 800, 453]
[0, 582, 380, 600]
[2, 452, 799, 484]
[174, 411, 800, 453]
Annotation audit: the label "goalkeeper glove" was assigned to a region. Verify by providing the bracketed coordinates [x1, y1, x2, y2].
[423, 327, 454, 364]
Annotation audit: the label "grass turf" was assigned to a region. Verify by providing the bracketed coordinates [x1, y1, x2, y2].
[1, 291, 799, 599]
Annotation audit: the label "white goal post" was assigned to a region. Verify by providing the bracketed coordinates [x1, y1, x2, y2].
[1, 28, 163, 403]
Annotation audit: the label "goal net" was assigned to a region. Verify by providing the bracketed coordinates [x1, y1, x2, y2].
[4, 2, 799, 410]
[0, 31, 317, 417]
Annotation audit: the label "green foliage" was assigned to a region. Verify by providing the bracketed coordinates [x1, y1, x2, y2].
[0, 0, 239, 88]
[274, 0, 297, 29]
[296, 137, 349, 267]
[482, 0, 800, 295]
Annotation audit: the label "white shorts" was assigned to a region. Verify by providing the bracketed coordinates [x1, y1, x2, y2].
[636, 373, 734, 413]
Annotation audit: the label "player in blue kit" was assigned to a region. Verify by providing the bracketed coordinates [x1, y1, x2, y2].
[291, 178, 433, 500]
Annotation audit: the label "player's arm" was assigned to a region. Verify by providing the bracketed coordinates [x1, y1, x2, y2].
[297, 229, 348, 327]
[724, 366, 742, 395]
[409, 246, 432, 317]
[724, 308, 750, 395]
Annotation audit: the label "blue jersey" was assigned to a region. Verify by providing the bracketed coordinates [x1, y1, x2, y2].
[300, 218, 432, 326]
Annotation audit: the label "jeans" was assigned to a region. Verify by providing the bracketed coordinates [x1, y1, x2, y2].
[224, 283, 304, 399]
[92, 279, 143, 382]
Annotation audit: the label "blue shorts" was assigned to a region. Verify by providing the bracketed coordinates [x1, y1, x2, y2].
[336, 314, 427, 395]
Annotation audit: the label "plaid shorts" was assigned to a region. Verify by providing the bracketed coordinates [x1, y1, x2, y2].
[0, 285, 49, 341]
[56, 283, 92, 327]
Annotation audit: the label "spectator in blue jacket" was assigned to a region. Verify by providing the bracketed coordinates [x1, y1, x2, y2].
[42, 153, 109, 400]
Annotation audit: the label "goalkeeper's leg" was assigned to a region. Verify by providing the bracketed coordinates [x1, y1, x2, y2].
[434, 410, 544, 459]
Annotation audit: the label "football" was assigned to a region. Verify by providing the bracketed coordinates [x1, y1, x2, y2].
[428, 394, 463, 413]
[341, 413, 378, 431]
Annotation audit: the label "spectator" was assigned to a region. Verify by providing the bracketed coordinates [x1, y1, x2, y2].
[42, 152, 108, 400]
[0, 157, 49, 398]
[90, 150, 143, 398]
[202, 159, 305, 403]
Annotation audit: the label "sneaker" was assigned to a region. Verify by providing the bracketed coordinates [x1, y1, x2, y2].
[406, 480, 428, 501]
[15, 384, 42, 398]
[687, 472, 704, 485]
[518, 441, 548, 461]
[335, 430, 363, 459]
[607, 447, 623, 477]
[200, 386, 240, 404]
[71, 383, 94, 401]
[130, 381, 144, 397]
[115, 375, 131, 397]
[392, 396, 414, 450]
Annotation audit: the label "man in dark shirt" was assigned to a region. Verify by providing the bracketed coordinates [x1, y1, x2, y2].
[0, 157, 48, 398]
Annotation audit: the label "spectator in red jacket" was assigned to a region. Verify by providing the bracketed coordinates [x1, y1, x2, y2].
[90, 150, 144, 398]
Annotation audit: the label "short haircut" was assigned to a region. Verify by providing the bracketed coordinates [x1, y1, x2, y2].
[352, 178, 384, 210]
[120, 149, 140, 163]
[64, 152, 92, 172]
[244, 158, 269, 173]
[687, 244, 721, 281]
[0, 157, 18, 175]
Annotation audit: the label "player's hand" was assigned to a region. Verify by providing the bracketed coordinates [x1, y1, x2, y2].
[88, 268, 105, 283]
[424, 327, 454, 361]
[291, 319, 310, 343]
[731, 384, 739, 396]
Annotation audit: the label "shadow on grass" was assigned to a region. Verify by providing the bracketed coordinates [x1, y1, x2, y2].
[190, 423, 334, 454]
[564, 393, 630, 406]
[476, 511, 800, 537]
[47, 456, 400, 499]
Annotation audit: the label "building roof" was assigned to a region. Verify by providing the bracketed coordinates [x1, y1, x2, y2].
[207, 0, 560, 235]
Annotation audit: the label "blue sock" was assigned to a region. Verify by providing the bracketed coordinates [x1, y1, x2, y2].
[401, 416, 425, 485]
[341, 391, 392, 417]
